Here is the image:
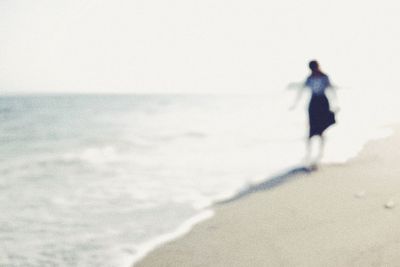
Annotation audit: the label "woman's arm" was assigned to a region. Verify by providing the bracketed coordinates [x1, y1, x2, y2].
[289, 83, 306, 110]
[326, 85, 340, 112]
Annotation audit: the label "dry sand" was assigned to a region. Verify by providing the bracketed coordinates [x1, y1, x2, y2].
[135, 127, 400, 267]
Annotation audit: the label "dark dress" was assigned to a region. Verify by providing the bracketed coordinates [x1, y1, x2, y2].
[306, 74, 336, 138]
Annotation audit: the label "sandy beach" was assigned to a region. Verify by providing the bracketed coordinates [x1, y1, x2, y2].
[135, 127, 400, 267]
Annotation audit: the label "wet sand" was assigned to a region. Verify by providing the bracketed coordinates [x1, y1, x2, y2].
[135, 127, 400, 267]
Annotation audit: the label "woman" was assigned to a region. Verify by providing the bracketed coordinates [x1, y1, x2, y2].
[290, 60, 337, 163]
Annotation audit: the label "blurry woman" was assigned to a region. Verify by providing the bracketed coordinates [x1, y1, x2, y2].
[290, 60, 337, 164]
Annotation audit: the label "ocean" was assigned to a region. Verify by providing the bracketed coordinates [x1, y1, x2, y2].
[0, 91, 397, 267]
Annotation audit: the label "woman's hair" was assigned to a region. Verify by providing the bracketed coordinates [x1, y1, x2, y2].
[308, 60, 319, 72]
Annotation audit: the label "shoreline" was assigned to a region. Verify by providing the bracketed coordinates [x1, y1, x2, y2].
[134, 126, 400, 267]
[130, 209, 214, 266]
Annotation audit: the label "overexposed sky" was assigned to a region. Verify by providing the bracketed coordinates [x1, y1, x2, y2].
[1, 0, 400, 94]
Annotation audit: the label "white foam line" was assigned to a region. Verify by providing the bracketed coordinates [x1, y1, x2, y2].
[130, 209, 215, 267]
[323, 126, 394, 164]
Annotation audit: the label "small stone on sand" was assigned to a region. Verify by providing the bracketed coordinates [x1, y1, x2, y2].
[385, 200, 395, 209]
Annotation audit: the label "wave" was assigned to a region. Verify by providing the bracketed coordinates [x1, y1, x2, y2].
[61, 146, 118, 164]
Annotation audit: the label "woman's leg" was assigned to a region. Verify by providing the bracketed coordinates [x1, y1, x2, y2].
[305, 136, 312, 162]
[316, 135, 325, 161]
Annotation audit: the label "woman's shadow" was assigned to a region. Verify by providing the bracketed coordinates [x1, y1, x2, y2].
[216, 166, 316, 205]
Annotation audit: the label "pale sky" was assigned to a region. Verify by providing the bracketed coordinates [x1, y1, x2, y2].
[1, 0, 400, 94]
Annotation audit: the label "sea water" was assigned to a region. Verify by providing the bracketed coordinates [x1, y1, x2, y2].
[0, 91, 398, 267]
